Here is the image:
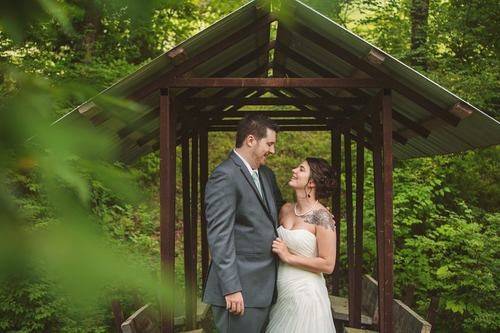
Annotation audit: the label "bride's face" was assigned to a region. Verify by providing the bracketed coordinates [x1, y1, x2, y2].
[288, 160, 311, 189]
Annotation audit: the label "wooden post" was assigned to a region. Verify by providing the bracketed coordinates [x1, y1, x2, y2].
[372, 89, 395, 333]
[381, 89, 394, 333]
[182, 132, 196, 330]
[111, 300, 124, 331]
[353, 121, 365, 327]
[344, 129, 356, 327]
[191, 124, 199, 306]
[160, 89, 176, 333]
[331, 126, 342, 295]
[199, 118, 209, 286]
[372, 92, 386, 332]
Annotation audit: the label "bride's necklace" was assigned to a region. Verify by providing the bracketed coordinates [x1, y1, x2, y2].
[294, 200, 319, 217]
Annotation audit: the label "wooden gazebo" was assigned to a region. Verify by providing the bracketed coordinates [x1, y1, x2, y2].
[57, 1, 500, 332]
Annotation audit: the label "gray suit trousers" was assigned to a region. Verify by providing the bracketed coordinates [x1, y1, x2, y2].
[212, 305, 271, 333]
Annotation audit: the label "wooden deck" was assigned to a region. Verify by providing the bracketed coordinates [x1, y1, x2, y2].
[332, 275, 432, 333]
[121, 299, 209, 333]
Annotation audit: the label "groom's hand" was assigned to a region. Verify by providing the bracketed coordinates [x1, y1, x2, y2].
[225, 291, 244, 316]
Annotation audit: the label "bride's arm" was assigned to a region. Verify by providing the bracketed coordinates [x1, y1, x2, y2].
[272, 212, 336, 274]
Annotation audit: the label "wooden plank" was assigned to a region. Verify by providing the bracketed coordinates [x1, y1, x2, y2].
[330, 295, 373, 326]
[121, 304, 159, 333]
[289, 21, 460, 126]
[381, 89, 394, 333]
[174, 299, 210, 327]
[166, 77, 388, 88]
[344, 328, 378, 333]
[181, 96, 368, 106]
[362, 274, 379, 322]
[160, 90, 176, 333]
[393, 299, 431, 333]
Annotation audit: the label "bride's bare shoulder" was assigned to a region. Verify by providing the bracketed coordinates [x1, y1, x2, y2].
[280, 202, 293, 214]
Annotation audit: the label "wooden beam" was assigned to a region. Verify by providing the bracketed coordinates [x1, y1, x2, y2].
[204, 110, 334, 118]
[180, 43, 274, 111]
[135, 69, 268, 148]
[269, 88, 328, 119]
[160, 89, 176, 333]
[275, 39, 362, 96]
[288, 21, 461, 126]
[277, 62, 430, 140]
[117, 61, 270, 141]
[209, 118, 325, 126]
[181, 96, 368, 106]
[129, 14, 275, 101]
[209, 125, 328, 132]
[166, 77, 388, 88]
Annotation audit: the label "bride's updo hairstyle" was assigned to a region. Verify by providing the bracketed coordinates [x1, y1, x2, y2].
[305, 157, 336, 199]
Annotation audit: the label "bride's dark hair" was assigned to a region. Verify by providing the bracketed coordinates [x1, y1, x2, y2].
[305, 157, 336, 199]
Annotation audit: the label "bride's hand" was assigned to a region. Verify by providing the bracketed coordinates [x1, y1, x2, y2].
[272, 238, 292, 263]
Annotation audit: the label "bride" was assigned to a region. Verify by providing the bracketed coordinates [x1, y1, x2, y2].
[266, 157, 337, 333]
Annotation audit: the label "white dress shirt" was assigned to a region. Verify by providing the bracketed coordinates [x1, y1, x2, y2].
[233, 149, 258, 175]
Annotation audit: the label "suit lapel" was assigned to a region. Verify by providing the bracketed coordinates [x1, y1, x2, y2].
[259, 171, 277, 225]
[230, 151, 273, 219]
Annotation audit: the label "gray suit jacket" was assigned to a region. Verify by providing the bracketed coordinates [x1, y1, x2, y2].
[203, 150, 284, 307]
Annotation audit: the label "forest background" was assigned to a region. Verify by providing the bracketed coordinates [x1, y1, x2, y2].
[0, 0, 498, 332]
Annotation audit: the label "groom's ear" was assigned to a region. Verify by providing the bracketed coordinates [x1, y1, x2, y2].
[246, 134, 257, 147]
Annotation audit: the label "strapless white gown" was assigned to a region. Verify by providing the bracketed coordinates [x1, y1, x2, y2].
[266, 226, 336, 333]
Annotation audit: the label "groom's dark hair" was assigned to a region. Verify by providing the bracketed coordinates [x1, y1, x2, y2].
[235, 114, 279, 148]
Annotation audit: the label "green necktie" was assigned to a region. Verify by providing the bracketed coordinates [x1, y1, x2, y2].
[251, 170, 263, 198]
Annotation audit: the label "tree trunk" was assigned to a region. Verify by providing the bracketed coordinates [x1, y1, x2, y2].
[410, 0, 430, 69]
[426, 295, 440, 327]
[402, 284, 416, 307]
[81, 0, 101, 63]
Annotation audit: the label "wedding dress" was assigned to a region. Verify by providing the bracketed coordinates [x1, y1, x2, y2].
[266, 225, 336, 333]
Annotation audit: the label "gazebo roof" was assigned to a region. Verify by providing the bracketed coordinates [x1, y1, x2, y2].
[55, 0, 500, 163]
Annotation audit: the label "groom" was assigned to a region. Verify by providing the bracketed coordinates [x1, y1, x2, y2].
[203, 115, 284, 333]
